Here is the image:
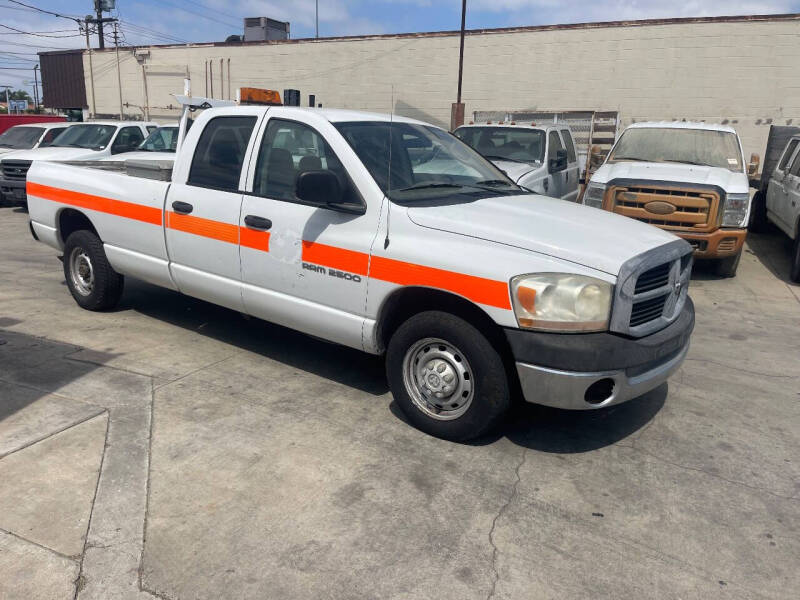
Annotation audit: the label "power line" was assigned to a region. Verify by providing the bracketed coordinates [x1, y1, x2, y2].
[159, 0, 239, 29]
[0, 23, 82, 37]
[2, 0, 81, 23]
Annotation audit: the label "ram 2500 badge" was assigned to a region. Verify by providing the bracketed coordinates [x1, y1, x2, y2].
[26, 100, 694, 440]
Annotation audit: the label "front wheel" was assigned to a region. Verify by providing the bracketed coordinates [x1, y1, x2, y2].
[63, 230, 124, 310]
[386, 311, 510, 441]
[715, 251, 742, 278]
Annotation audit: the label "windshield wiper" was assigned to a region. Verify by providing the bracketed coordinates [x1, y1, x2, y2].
[474, 179, 515, 187]
[397, 182, 464, 192]
[483, 155, 525, 163]
[661, 159, 716, 167]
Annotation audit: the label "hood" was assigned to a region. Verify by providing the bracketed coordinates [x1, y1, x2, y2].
[1, 146, 103, 162]
[0, 148, 24, 157]
[99, 151, 175, 162]
[406, 194, 678, 276]
[490, 159, 538, 183]
[592, 161, 749, 193]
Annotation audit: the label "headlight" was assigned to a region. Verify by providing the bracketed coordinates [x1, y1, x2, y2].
[511, 273, 613, 332]
[721, 193, 750, 228]
[582, 182, 606, 208]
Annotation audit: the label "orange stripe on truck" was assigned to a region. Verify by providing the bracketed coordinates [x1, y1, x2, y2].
[239, 227, 271, 253]
[301, 241, 370, 275]
[370, 255, 512, 310]
[165, 212, 239, 245]
[30, 183, 511, 310]
[27, 181, 163, 226]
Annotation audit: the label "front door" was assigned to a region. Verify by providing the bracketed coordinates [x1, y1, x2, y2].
[560, 129, 580, 202]
[239, 111, 380, 350]
[165, 114, 259, 311]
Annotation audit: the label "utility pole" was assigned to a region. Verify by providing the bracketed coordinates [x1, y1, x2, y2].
[113, 22, 123, 119]
[451, 0, 467, 130]
[95, 0, 105, 49]
[2, 86, 10, 115]
[84, 17, 97, 117]
[316, 0, 319, 38]
[33, 65, 39, 112]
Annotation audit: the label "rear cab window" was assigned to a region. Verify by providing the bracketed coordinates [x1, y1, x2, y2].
[187, 116, 257, 191]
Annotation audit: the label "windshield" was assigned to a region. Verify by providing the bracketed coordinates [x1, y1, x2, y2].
[0, 126, 43, 149]
[50, 124, 117, 150]
[454, 126, 545, 163]
[608, 127, 743, 172]
[138, 126, 178, 152]
[335, 121, 523, 203]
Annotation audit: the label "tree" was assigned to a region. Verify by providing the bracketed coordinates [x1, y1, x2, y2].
[9, 90, 32, 102]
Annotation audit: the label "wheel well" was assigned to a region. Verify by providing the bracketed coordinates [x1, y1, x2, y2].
[58, 209, 98, 247]
[376, 287, 511, 359]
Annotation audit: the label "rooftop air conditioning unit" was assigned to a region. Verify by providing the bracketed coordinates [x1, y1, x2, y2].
[243, 17, 290, 42]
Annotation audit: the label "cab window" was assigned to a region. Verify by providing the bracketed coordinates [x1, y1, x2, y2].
[111, 126, 145, 154]
[778, 139, 799, 172]
[187, 116, 257, 191]
[548, 131, 564, 161]
[789, 149, 800, 177]
[562, 130, 577, 163]
[253, 118, 360, 206]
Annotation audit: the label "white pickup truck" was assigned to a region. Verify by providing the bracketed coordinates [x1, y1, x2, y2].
[27, 104, 694, 440]
[583, 122, 756, 277]
[454, 122, 581, 202]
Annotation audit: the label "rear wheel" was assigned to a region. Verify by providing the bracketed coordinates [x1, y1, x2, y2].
[791, 233, 800, 283]
[749, 191, 769, 232]
[715, 250, 742, 278]
[63, 230, 124, 310]
[386, 311, 510, 441]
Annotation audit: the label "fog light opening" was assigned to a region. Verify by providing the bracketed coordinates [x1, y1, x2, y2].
[585, 378, 616, 405]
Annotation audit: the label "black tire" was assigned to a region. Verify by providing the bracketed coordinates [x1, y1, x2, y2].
[386, 311, 510, 441]
[63, 230, 124, 310]
[715, 251, 742, 278]
[791, 234, 800, 283]
[749, 191, 769, 232]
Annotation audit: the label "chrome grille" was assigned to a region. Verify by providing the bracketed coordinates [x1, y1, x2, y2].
[1, 160, 32, 181]
[608, 185, 720, 233]
[610, 239, 694, 338]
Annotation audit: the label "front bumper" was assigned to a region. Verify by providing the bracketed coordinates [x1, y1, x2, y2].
[0, 177, 26, 202]
[676, 228, 746, 259]
[507, 298, 694, 410]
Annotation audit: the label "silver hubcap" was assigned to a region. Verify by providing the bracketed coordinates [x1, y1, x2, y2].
[402, 338, 474, 421]
[69, 247, 94, 296]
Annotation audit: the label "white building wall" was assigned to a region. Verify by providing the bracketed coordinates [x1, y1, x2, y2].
[81, 15, 800, 159]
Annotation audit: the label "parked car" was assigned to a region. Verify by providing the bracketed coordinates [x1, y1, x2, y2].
[0, 121, 156, 204]
[751, 133, 800, 281]
[583, 121, 758, 277]
[0, 122, 72, 158]
[26, 103, 694, 441]
[454, 122, 580, 202]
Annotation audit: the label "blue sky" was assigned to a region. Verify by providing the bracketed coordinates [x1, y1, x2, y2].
[2, 0, 800, 93]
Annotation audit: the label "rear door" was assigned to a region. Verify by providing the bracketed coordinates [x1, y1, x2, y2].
[165, 114, 259, 311]
[239, 110, 380, 350]
[560, 128, 580, 202]
[767, 139, 799, 232]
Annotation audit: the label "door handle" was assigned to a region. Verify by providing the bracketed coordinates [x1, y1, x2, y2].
[244, 215, 272, 230]
[172, 201, 193, 215]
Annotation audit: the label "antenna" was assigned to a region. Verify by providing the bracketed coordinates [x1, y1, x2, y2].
[384, 85, 394, 249]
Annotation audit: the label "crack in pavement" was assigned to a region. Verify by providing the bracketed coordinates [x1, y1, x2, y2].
[486, 447, 527, 600]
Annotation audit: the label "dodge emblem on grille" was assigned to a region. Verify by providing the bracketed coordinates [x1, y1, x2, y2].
[644, 201, 677, 215]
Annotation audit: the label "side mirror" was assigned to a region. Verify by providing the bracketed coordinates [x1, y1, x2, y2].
[748, 153, 760, 176]
[296, 170, 343, 208]
[549, 148, 568, 173]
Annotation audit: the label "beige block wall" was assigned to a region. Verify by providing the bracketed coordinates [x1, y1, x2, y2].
[82, 17, 800, 159]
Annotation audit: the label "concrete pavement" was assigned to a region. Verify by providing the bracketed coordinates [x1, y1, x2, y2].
[0, 205, 798, 599]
